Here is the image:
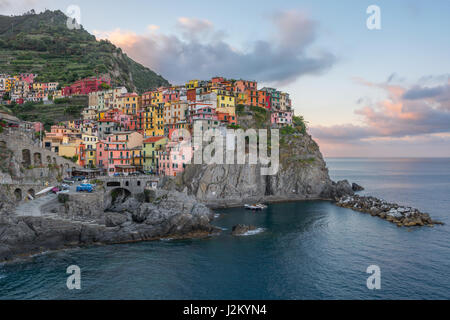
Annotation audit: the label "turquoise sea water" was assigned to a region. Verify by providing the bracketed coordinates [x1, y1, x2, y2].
[0, 158, 449, 299]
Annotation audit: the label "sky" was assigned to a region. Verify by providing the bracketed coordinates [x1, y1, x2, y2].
[1, 0, 450, 157]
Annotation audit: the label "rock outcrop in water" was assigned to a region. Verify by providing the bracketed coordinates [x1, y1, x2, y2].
[336, 195, 444, 227]
[0, 189, 218, 262]
[231, 224, 258, 236]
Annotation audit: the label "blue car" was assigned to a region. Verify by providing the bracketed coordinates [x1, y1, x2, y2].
[76, 184, 94, 193]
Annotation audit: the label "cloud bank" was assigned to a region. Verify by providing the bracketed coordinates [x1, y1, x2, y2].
[95, 10, 336, 85]
[310, 75, 450, 156]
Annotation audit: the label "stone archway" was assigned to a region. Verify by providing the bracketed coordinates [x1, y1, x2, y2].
[53, 157, 57, 165]
[22, 149, 31, 167]
[27, 189, 35, 199]
[110, 188, 131, 205]
[47, 155, 52, 164]
[33, 152, 42, 166]
[14, 188, 22, 201]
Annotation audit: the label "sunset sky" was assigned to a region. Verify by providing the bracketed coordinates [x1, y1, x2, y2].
[2, 0, 450, 157]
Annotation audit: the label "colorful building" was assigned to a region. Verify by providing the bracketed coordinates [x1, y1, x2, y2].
[142, 136, 168, 172]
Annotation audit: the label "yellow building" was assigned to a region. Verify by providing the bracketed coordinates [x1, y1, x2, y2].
[119, 93, 140, 115]
[143, 105, 165, 137]
[82, 134, 98, 149]
[236, 92, 247, 105]
[5, 78, 15, 92]
[85, 148, 97, 167]
[32, 82, 43, 91]
[59, 145, 78, 158]
[53, 90, 63, 100]
[214, 89, 236, 116]
[186, 80, 200, 90]
[151, 90, 163, 105]
[130, 147, 143, 169]
[143, 137, 168, 171]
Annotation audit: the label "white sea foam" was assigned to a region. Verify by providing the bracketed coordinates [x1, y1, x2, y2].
[240, 228, 265, 236]
[214, 214, 220, 219]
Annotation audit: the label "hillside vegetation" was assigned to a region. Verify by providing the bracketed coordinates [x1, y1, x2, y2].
[9, 96, 88, 130]
[0, 10, 169, 92]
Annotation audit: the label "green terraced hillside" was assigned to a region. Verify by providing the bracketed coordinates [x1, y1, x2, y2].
[0, 10, 169, 92]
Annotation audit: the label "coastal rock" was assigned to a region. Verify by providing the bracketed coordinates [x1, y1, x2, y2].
[336, 195, 443, 227]
[0, 189, 218, 262]
[232, 224, 257, 236]
[105, 213, 128, 227]
[172, 134, 353, 208]
[352, 183, 365, 192]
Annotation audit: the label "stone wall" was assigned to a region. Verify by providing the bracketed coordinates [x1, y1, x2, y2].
[0, 127, 81, 184]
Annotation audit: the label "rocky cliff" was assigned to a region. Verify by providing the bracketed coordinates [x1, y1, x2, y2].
[173, 131, 351, 208]
[0, 189, 217, 262]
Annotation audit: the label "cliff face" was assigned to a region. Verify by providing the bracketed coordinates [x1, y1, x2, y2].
[175, 132, 348, 208]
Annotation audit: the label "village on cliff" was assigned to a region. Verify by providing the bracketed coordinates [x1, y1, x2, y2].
[0, 74, 294, 177]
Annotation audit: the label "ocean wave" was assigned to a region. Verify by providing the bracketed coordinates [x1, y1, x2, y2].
[214, 214, 220, 219]
[240, 228, 265, 236]
[0, 274, 5, 280]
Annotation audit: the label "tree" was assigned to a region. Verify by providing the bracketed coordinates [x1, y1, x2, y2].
[293, 116, 307, 135]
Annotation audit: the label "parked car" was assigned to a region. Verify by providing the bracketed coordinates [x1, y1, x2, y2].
[63, 179, 75, 185]
[61, 184, 71, 190]
[51, 187, 60, 194]
[76, 184, 93, 193]
[72, 176, 86, 181]
[113, 173, 124, 177]
[129, 172, 140, 176]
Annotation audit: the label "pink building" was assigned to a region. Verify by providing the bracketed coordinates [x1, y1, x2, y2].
[62, 76, 110, 96]
[163, 90, 180, 103]
[158, 138, 193, 177]
[187, 102, 218, 123]
[33, 122, 44, 132]
[19, 73, 36, 84]
[271, 111, 293, 127]
[96, 132, 143, 175]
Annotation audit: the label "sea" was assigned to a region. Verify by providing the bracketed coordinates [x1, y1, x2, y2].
[0, 158, 449, 299]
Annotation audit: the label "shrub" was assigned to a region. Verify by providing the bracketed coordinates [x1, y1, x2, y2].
[293, 116, 307, 135]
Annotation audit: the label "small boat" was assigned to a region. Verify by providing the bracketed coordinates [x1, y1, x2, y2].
[244, 204, 267, 211]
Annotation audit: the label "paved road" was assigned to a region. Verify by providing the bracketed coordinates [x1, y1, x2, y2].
[14, 192, 58, 217]
[14, 182, 104, 227]
[14, 182, 79, 217]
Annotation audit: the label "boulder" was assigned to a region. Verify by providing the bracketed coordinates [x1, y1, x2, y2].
[352, 183, 365, 192]
[231, 224, 257, 236]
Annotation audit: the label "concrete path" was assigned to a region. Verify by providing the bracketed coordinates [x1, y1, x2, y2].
[14, 182, 104, 228]
[14, 192, 58, 217]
